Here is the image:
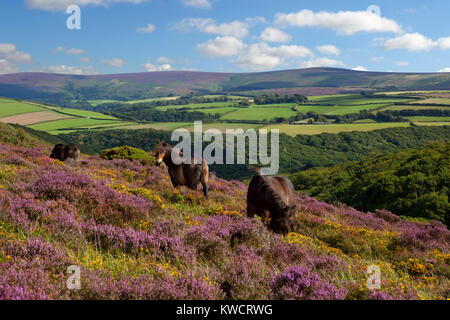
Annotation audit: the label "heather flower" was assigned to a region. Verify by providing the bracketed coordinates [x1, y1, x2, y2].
[271, 265, 348, 300]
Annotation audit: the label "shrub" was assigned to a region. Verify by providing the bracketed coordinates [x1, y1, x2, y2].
[99, 146, 155, 166]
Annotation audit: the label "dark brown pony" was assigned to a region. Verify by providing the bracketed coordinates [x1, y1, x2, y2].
[50, 144, 80, 163]
[247, 167, 296, 234]
[154, 141, 209, 198]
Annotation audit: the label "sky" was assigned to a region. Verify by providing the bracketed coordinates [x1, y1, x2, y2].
[0, 0, 450, 75]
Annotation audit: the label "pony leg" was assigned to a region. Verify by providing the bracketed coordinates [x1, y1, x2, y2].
[247, 204, 255, 218]
[200, 173, 208, 199]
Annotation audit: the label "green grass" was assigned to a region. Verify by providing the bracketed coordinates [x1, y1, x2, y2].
[413, 98, 450, 105]
[0, 98, 45, 117]
[414, 122, 450, 127]
[45, 106, 118, 120]
[199, 95, 249, 99]
[87, 100, 121, 106]
[118, 122, 192, 131]
[377, 105, 450, 112]
[157, 102, 239, 111]
[309, 97, 413, 105]
[179, 122, 262, 133]
[221, 107, 297, 121]
[264, 122, 413, 136]
[194, 107, 238, 115]
[405, 116, 450, 122]
[307, 94, 356, 102]
[28, 118, 124, 133]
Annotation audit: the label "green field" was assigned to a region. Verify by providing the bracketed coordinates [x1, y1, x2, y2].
[406, 116, 450, 122]
[180, 122, 261, 133]
[264, 122, 412, 136]
[221, 107, 297, 121]
[307, 94, 413, 105]
[45, 106, 118, 120]
[157, 101, 239, 111]
[119, 122, 192, 131]
[377, 105, 450, 112]
[0, 99, 45, 117]
[28, 118, 125, 133]
[413, 98, 450, 105]
[195, 107, 238, 115]
[87, 99, 121, 106]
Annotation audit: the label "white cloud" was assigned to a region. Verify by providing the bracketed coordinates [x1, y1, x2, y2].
[136, 24, 155, 33]
[143, 62, 173, 71]
[352, 66, 368, 71]
[196, 36, 245, 57]
[245, 16, 267, 25]
[32, 64, 97, 75]
[25, 0, 146, 11]
[54, 46, 65, 52]
[79, 57, 91, 62]
[0, 43, 33, 64]
[438, 67, 450, 73]
[316, 45, 340, 56]
[100, 58, 125, 67]
[275, 9, 402, 35]
[0, 59, 20, 74]
[437, 37, 450, 50]
[0, 43, 17, 54]
[0, 43, 33, 73]
[300, 57, 345, 68]
[383, 33, 450, 52]
[156, 56, 174, 64]
[234, 42, 313, 71]
[175, 18, 249, 39]
[384, 33, 435, 51]
[181, 0, 211, 9]
[395, 61, 409, 66]
[260, 27, 291, 43]
[66, 48, 85, 55]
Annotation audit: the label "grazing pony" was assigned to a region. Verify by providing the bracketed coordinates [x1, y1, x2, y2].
[246, 167, 296, 234]
[154, 141, 209, 198]
[50, 144, 80, 163]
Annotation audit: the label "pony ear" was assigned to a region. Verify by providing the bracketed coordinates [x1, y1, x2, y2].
[162, 142, 167, 147]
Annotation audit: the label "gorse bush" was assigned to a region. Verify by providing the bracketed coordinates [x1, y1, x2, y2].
[0, 140, 448, 300]
[99, 146, 155, 166]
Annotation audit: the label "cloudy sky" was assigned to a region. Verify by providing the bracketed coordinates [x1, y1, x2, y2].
[1, 0, 449, 75]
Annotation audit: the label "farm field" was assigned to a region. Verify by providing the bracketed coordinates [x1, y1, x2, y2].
[264, 122, 412, 136]
[0, 99, 44, 117]
[45, 106, 118, 120]
[180, 122, 262, 133]
[377, 105, 450, 112]
[307, 95, 413, 105]
[194, 107, 238, 115]
[28, 118, 126, 133]
[87, 99, 120, 106]
[221, 107, 297, 121]
[156, 101, 239, 111]
[414, 121, 450, 126]
[406, 116, 450, 122]
[412, 98, 450, 104]
[118, 122, 192, 131]
[0, 111, 71, 125]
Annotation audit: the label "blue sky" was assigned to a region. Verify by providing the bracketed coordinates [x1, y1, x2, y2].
[0, 0, 449, 75]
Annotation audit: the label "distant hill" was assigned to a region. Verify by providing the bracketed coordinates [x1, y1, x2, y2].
[291, 143, 450, 225]
[1, 68, 450, 103]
